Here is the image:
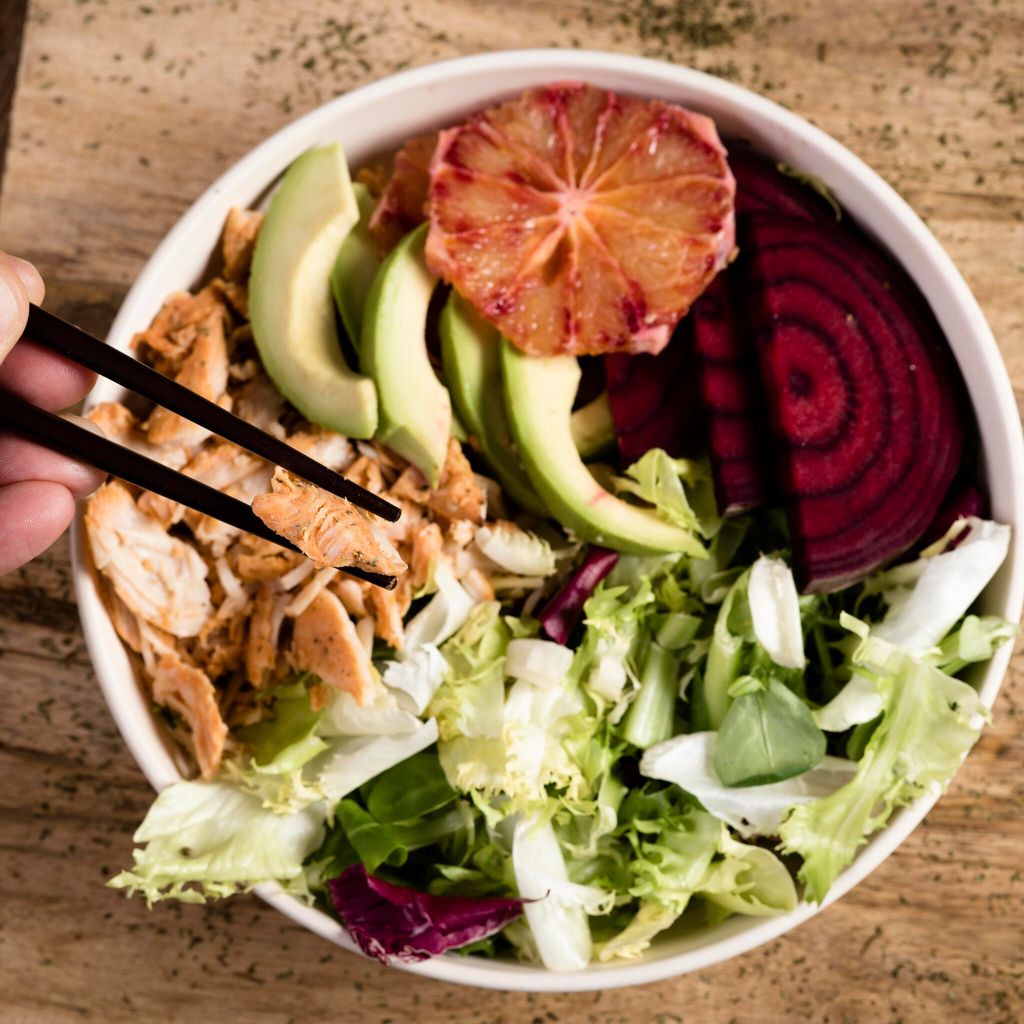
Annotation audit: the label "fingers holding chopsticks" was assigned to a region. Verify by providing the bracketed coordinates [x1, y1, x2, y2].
[0, 252, 104, 575]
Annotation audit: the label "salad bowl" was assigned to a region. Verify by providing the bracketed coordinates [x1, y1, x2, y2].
[71, 48, 1024, 992]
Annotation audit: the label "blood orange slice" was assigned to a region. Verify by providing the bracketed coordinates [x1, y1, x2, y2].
[425, 82, 736, 357]
[369, 132, 437, 252]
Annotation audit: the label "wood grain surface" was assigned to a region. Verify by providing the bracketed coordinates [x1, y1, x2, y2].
[1, 2, 1023, 1021]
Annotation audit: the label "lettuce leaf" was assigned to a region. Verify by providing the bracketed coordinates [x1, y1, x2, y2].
[512, 813, 614, 971]
[613, 449, 711, 557]
[318, 718, 440, 803]
[596, 799, 796, 961]
[108, 781, 324, 905]
[639, 731, 856, 837]
[571, 579, 654, 712]
[748, 555, 806, 670]
[780, 634, 989, 902]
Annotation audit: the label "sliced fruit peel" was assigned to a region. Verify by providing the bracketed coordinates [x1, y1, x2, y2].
[426, 82, 736, 358]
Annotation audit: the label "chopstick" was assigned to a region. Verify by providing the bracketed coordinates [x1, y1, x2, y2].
[0, 389, 398, 591]
[26, 304, 400, 523]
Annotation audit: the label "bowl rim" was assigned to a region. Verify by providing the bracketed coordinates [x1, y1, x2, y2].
[71, 47, 1024, 993]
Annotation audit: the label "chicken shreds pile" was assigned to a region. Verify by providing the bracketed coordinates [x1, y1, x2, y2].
[83, 206, 494, 781]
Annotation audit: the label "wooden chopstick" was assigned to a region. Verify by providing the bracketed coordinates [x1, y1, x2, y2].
[0, 389, 398, 590]
[26, 304, 401, 523]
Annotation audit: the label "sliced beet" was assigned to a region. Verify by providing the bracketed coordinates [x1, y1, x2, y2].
[603, 322, 704, 462]
[691, 271, 777, 515]
[920, 485, 989, 549]
[539, 546, 619, 645]
[744, 213, 963, 593]
[730, 149, 839, 223]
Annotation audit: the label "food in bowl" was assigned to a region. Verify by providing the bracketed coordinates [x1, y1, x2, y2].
[84, 80, 1014, 973]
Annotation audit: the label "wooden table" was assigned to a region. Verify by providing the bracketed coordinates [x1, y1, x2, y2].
[1, 2, 1022, 1020]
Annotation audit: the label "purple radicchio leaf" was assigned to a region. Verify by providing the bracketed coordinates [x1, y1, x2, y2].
[538, 546, 619, 645]
[329, 865, 524, 963]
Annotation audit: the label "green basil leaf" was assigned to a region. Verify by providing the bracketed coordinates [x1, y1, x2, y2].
[714, 677, 826, 787]
[365, 751, 458, 823]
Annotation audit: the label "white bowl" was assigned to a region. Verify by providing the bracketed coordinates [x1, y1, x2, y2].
[72, 49, 1024, 992]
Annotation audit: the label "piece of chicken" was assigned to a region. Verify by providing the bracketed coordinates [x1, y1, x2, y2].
[234, 535, 303, 582]
[146, 302, 230, 446]
[87, 401, 189, 470]
[411, 521, 443, 590]
[233, 370, 286, 438]
[244, 581, 288, 688]
[132, 285, 229, 377]
[252, 467, 407, 576]
[85, 480, 212, 637]
[151, 650, 228, 779]
[391, 438, 486, 525]
[222, 207, 263, 281]
[365, 584, 406, 651]
[290, 589, 375, 706]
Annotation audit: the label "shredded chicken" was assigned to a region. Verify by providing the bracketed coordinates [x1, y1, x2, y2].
[252, 467, 407, 576]
[132, 285, 228, 377]
[290, 589, 375, 706]
[245, 582, 287, 688]
[146, 301, 231, 446]
[392, 438, 486, 524]
[151, 651, 228, 779]
[85, 480, 211, 637]
[222, 207, 263, 281]
[87, 401, 189, 470]
[366, 584, 406, 651]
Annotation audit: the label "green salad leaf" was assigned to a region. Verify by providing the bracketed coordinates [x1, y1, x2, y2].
[714, 676, 826, 787]
[364, 751, 458, 823]
[238, 678, 326, 774]
[108, 781, 324, 905]
[780, 632, 989, 902]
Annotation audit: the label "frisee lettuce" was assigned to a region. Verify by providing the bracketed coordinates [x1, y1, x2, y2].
[780, 630, 990, 902]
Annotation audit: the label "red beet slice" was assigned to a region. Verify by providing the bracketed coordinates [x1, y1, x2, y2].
[919, 485, 989, 549]
[730, 149, 838, 223]
[744, 213, 963, 592]
[604, 324, 705, 463]
[539, 546, 619, 644]
[691, 271, 777, 514]
[691, 151, 835, 517]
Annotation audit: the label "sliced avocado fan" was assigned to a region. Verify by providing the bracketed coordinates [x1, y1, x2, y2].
[249, 144, 378, 439]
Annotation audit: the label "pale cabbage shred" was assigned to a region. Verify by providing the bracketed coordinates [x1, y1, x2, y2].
[114, 430, 1013, 972]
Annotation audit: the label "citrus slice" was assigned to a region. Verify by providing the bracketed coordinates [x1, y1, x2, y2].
[369, 131, 437, 252]
[425, 82, 736, 357]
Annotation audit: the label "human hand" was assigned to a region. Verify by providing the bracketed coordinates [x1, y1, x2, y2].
[0, 253, 105, 575]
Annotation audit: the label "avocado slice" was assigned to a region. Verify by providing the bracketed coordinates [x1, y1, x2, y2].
[362, 223, 451, 486]
[250, 144, 377, 439]
[502, 340, 705, 555]
[571, 392, 615, 460]
[330, 181, 380, 354]
[440, 293, 546, 515]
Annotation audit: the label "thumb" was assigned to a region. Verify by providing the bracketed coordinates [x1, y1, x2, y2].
[0, 253, 45, 364]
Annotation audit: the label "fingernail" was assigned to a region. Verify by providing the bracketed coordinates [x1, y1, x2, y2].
[0, 267, 28, 363]
[0, 252, 44, 305]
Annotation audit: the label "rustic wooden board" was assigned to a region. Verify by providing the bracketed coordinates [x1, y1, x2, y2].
[1, 1, 1022, 1021]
